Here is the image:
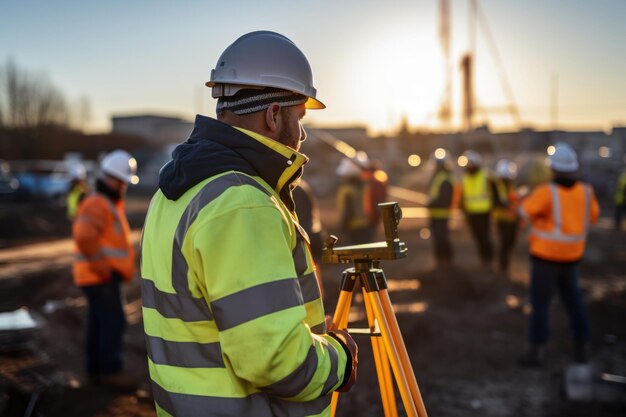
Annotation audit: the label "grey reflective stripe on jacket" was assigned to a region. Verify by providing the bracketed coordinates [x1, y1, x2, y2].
[531, 183, 591, 243]
[151, 382, 331, 417]
[75, 246, 129, 262]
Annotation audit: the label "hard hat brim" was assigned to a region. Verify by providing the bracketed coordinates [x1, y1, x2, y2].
[305, 97, 325, 110]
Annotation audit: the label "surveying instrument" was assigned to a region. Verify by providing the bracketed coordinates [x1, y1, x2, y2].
[323, 202, 428, 417]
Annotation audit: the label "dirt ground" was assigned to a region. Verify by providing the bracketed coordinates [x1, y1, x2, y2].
[0, 193, 625, 417]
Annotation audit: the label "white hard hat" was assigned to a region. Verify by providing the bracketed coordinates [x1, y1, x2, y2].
[100, 150, 138, 184]
[548, 142, 578, 172]
[207, 31, 324, 110]
[463, 150, 483, 168]
[69, 164, 87, 180]
[336, 158, 361, 177]
[495, 159, 517, 180]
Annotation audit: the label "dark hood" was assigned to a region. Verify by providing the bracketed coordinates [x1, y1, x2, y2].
[159, 115, 306, 211]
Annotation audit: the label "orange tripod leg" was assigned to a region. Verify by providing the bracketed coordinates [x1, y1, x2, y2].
[379, 290, 428, 417]
[330, 290, 353, 417]
[366, 292, 419, 417]
[363, 290, 397, 417]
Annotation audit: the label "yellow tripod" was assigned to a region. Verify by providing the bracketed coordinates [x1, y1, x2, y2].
[323, 203, 428, 417]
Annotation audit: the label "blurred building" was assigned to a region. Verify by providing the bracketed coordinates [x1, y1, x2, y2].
[112, 114, 193, 147]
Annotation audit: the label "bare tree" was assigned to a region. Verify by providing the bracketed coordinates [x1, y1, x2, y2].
[0, 59, 70, 130]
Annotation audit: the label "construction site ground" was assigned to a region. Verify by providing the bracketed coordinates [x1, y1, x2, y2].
[0, 194, 625, 417]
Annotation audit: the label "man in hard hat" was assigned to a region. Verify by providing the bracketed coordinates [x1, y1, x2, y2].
[492, 159, 519, 277]
[141, 31, 357, 417]
[336, 157, 373, 245]
[72, 149, 138, 384]
[427, 148, 457, 266]
[460, 150, 495, 268]
[518, 143, 599, 366]
[614, 167, 626, 230]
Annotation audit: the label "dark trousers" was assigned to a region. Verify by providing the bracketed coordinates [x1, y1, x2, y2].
[496, 220, 517, 272]
[616, 204, 626, 230]
[466, 213, 493, 264]
[81, 273, 127, 376]
[528, 257, 590, 345]
[430, 218, 453, 263]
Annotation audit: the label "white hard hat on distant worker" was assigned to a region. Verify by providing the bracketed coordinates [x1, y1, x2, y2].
[336, 158, 361, 177]
[100, 150, 139, 185]
[207, 31, 325, 113]
[462, 150, 483, 168]
[548, 142, 578, 172]
[69, 164, 87, 181]
[495, 159, 518, 180]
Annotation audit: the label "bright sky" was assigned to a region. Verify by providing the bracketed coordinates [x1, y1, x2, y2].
[1, 0, 625, 135]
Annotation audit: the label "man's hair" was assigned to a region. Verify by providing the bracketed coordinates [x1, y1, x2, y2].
[216, 87, 307, 116]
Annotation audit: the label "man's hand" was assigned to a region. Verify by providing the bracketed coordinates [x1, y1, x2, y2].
[328, 329, 358, 392]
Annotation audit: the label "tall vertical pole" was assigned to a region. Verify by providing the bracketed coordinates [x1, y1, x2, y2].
[551, 72, 559, 130]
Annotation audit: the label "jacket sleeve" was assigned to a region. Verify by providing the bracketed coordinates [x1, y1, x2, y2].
[519, 185, 550, 223]
[73, 197, 107, 258]
[194, 200, 347, 401]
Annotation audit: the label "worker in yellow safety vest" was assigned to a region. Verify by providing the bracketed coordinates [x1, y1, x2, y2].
[336, 157, 373, 245]
[140, 31, 357, 417]
[72, 149, 138, 383]
[614, 167, 626, 230]
[492, 159, 519, 277]
[66, 164, 89, 220]
[460, 150, 495, 268]
[427, 148, 457, 265]
[518, 142, 599, 366]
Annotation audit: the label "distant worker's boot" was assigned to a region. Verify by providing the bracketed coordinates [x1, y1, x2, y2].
[518, 345, 546, 367]
[574, 341, 591, 363]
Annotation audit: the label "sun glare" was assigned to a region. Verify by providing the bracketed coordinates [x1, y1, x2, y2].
[343, 28, 443, 134]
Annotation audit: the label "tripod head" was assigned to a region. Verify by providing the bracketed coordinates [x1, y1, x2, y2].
[322, 202, 407, 265]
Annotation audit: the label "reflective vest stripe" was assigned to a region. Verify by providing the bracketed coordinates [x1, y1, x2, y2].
[75, 246, 129, 261]
[298, 272, 321, 304]
[293, 235, 309, 276]
[260, 345, 319, 397]
[171, 173, 270, 298]
[531, 183, 590, 243]
[320, 344, 340, 396]
[142, 278, 213, 322]
[211, 278, 304, 331]
[146, 334, 224, 368]
[151, 379, 330, 417]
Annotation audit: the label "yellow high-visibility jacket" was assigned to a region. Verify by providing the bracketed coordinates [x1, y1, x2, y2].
[615, 171, 626, 205]
[428, 170, 456, 219]
[462, 168, 493, 214]
[141, 116, 348, 417]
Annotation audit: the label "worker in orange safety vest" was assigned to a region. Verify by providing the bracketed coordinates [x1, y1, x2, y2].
[518, 142, 599, 366]
[72, 149, 138, 383]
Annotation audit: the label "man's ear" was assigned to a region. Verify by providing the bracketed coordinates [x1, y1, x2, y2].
[265, 103, 282, 134]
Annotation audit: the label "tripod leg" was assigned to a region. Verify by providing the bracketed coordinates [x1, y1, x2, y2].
[363, 291, 398, 417]
[330, 290, 354, 417]
[365, 291, 420, 417]
[379, 290, 428, 417]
